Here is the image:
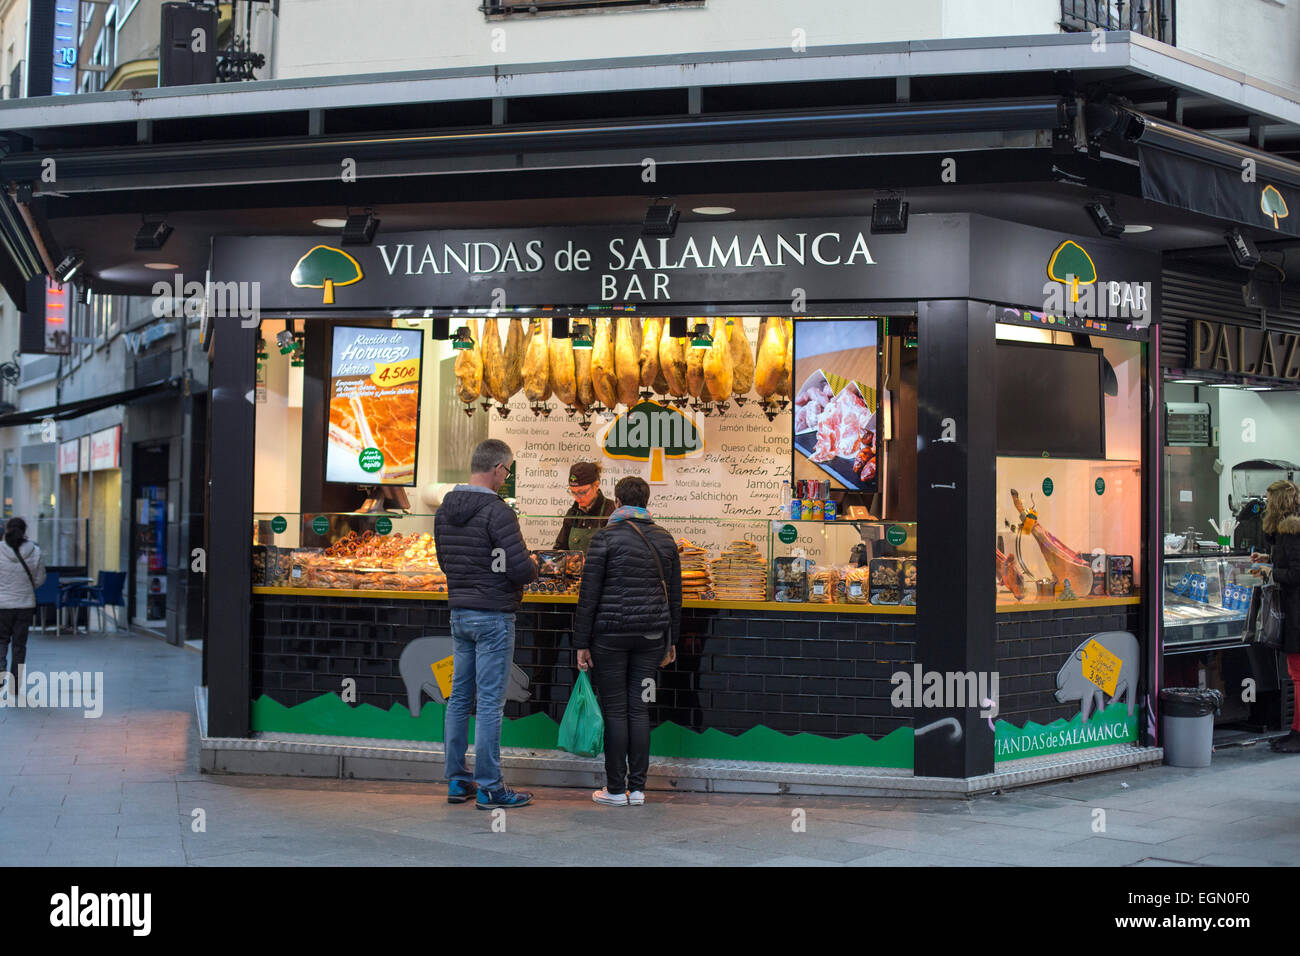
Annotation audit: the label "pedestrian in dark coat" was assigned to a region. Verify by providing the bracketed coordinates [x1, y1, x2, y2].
[1262, 480, 1300, 753]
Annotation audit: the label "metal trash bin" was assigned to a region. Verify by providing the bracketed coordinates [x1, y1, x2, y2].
[1159, 688, 1224, 768]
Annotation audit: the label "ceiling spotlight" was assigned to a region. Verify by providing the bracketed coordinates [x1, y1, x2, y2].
[341, 209, 380, 245]
[1243, 276, 1281, 309]
[691, 206, 736, 216]
[870, 197, 908, 234]
[313, 217, 348, 229]
[642, 199, 679, 237]
[134, 215, 173, 251]
[54, 251, 84, 283]
[77, 283, 91, 306]
[1085, 200, 1125, 237]
[1226, 228, 1261, 270]
[1122, 224, 1153, 234]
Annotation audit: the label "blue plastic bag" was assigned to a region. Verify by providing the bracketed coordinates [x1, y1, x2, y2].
[557, 671, 604, 757]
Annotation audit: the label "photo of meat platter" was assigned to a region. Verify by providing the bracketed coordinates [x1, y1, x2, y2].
[791, 319, 880, 492]
[792, 369, 878, 491]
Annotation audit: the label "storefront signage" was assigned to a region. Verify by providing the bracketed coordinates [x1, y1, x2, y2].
[57, 439, 78, 475]
[211, 217, 973, 309]
[886, 525, 907, 546]
[1041, 477, 1054, 497]
[89, 426, 120, 470]
[325, 326, 423, 486]
[601, 401, 702, 484]
[1095, 477, 1105, 495]
[123, 320, 176, 356]
[1190, 319, 1300, 380]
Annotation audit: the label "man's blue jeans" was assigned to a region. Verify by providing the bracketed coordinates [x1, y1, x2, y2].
[444, 609, 516, 792]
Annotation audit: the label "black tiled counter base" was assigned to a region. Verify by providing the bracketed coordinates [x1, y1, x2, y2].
[251, 594, 918, 740]
[995, 603, 1143, 728]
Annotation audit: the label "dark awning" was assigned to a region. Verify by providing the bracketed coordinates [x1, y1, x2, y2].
[1115, 108, 1300, 239]
[0, 377, 182, 427]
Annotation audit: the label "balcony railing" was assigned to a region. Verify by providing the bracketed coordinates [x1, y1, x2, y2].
[1061, 0, 1174, 44]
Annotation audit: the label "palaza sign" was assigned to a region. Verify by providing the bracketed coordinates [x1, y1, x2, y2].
[1190, 319, 1300, 380]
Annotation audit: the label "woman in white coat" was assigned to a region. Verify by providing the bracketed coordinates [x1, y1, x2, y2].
[0, 517, 46, 685]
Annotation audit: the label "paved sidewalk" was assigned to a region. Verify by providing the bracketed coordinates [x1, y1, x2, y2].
[2, 629, 1298, 866]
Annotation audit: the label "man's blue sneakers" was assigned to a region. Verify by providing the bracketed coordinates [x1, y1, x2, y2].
[476, 786, 534, 810]
[447, 780, 478, 804]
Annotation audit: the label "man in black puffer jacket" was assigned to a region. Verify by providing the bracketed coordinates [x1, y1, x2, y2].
[573, 476, 682, 806]
[434, 439, 538, 809]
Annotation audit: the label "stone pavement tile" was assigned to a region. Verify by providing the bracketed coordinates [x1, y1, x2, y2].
[748, 855, 839, 866]
[844, 848, 1000, 866]
[115, 847, 188, 867]
[1049, 837, 1178, 866]
[61, 792, 124, 810]
[189, 850, 291, 867]
[116, 823, 180, 839]
[1193, 853, 1296, 867]
[1157, 834, 1300, 866]
[5, 787, 69, 806]
[729, 831, 880, 863]
[0, 805, 62, 823]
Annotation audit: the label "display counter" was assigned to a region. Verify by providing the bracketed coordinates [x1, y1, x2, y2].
[253, 512, 921, 609]
[1162, 552, 1260, 652]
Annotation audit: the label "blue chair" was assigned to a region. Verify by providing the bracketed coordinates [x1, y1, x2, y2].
[34, 571, 61, 633]
[67, 571, 127, 632]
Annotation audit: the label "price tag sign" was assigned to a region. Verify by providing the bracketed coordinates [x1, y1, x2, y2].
[1081, 638, 1121, 696]
[375, 516, 392, 535]
[359, 448, 384, 473]
[312, 515, 330, 535]
[1042, 477, 1054, 497]
[1095, 477, 1106, 495]
[270, 515, 287, 534]
[431, 656, 455, 700]
[886, 525, 907, 546]
[370, 358, 420, 388]
[778, 524, 798, 544]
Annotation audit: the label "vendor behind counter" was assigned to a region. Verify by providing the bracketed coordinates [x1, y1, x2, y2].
[554, 461, 616, 553]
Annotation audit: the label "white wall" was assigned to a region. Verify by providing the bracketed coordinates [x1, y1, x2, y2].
[272, 0, 1065, 79]
[1215, 388, 1300, 520]
[252, 319, 303, 523]
[1176, 0, 1300, 94]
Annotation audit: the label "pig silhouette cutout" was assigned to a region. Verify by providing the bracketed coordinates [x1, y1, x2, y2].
[1054, 630, 1138, 722]
[398, 635, 531, 718]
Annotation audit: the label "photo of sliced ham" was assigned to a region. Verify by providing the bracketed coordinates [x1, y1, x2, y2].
[807, 382, 874, 467]
[794, 376, 834, 433]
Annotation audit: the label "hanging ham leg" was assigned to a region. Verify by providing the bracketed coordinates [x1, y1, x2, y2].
[592, 316, 619, 409]
[754, 316, 784, 400]
[659, 321, 687, 397]
[481, 318, 508, 404]
[728, 317, 754, 398]
[639, 317, 662, 388]
[503, 318, 525, 400]
[704, 317, 733, 402]
[614, 317, 640, 407]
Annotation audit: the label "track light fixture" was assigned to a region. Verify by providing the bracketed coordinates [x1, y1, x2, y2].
[1225, 228, 1261, 270]
[870, 195, 908, 234]
[134, 215, 173, 251]
[642, 198, 679, 237]
[54, 251, 84, 283]
[1085, 200, 1125, 237]
[341, 209, 380, 245]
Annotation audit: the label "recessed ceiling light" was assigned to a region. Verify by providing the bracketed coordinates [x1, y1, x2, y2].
[313, 218, 348, 228]
[144, 262, 179, 270]
[1246, 386, 1272, 391]
[1208, 383, 1239, 388]
[1170, 378, 1204, 384]
[691, 206, 735, 216]
[1123, 224, 1153, 234]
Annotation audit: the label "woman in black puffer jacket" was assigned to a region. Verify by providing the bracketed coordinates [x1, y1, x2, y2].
[1262, 479, 1300, 753]
[573, 476, 682, 806]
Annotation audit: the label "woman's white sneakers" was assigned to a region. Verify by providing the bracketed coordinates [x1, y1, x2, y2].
[592, 788, 629, 806]
[628, 791, 646, 805]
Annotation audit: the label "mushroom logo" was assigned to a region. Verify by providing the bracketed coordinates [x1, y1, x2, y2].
[291, 245, 364, 304]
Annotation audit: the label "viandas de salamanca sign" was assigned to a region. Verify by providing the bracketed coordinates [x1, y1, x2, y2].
[1191, 319, 1300, 380]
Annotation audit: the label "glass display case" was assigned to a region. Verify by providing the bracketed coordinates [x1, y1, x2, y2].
[252, 512, 919, 607]
[1162, 554, 1261, 649]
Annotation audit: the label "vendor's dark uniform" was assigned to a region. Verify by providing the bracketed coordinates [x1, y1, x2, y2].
[554, 491, 615, 553]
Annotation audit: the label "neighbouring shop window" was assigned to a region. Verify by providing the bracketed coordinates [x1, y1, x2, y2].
[995, 323, 1143, 606]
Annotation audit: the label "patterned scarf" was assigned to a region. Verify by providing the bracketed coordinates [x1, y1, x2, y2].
[608, 505, 650, 523]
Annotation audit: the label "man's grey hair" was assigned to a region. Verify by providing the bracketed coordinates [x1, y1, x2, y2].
[470, 438, 513, 475]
